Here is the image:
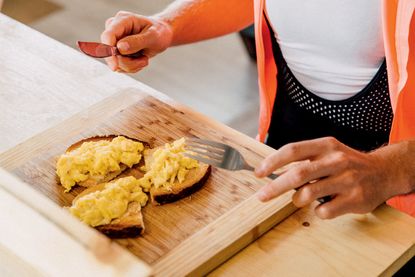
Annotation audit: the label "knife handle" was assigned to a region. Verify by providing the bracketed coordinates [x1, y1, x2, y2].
[122, 51, 144, 59]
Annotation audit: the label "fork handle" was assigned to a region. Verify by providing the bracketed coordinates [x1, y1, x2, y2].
[114, 48, 145, 58]
[123, 51, 144, 58]
[266, 173, 330, 204]
[267, 173, 280, 180]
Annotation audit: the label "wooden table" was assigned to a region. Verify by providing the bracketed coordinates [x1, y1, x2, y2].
[1, 13, 415, 276]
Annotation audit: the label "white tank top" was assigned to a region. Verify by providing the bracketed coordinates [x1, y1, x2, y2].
[265, 0, 385, 100]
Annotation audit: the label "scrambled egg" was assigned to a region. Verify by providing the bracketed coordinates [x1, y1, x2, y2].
[56, 136, 144, 192]
[69, 176, 148, 227]
[139, 138, 199, 190]
[65, 137, 200, 227]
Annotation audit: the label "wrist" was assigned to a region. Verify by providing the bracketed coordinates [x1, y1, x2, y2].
[370, 141, 414, 198]
[151, 14, 175, 47]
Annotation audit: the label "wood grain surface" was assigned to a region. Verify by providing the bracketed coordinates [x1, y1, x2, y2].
[2, 13, 415, 276]
[0, 89, 297, 276]
[211, 203, 415, 277]
[0, 168, 151, 277]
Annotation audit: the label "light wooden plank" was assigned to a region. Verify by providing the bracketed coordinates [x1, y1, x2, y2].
[0, 88, 147, 170]
[0, 168, 151, 276]
[211, 203, 415, 276]
[153, 194, 296, 276]
[0, 91, 297, 275]
[0, 13, 169, 153]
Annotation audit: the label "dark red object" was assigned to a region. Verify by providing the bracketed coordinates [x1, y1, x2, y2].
[77, 41, 143, 59]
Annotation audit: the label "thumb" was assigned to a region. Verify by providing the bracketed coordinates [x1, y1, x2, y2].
[116, 32, 152, 55]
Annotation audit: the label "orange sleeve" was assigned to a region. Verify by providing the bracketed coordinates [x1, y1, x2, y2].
[156, 0, 254, 46]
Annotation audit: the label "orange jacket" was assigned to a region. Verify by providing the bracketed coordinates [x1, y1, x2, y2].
[254, 0, 415, 216]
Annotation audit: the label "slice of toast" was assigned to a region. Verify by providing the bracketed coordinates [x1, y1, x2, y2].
[144, 148, 211, 205]
[72, 182, 145, 238]
[61, 135, 149, 189]
[65, 137, 211, 237]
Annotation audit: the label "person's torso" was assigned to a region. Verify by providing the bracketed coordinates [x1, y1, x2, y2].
[265, 0, 385, 100]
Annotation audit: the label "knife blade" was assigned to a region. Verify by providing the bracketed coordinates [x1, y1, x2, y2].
[77, 41, 143, 59]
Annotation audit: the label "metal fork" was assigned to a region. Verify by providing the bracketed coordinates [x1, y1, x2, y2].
[185, 138, 329, 204]
[185, 138, 280, 179]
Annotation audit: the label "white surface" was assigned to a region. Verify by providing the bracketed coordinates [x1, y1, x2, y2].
[266, 0, 385, 100]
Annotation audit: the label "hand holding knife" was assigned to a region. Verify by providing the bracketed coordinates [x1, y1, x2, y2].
[77, 41, 144, 59]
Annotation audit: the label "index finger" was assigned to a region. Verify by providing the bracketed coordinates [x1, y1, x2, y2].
[256, 156, 337, 202]
[255, 137, 339, 177]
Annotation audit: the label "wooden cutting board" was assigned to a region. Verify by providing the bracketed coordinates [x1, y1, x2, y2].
[0, 88, 297, 276]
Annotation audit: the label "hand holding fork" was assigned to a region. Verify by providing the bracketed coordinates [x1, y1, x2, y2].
[185, 138, 330, 204]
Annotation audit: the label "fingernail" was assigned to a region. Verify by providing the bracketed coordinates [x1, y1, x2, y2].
[257, 190, 269, 202]
[118, 41, 130, 51]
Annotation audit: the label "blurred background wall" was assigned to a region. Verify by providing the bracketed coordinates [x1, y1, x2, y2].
[1, 0, 259, 137]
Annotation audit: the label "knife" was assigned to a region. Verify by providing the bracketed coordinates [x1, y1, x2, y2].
[77, 41, 143, 59]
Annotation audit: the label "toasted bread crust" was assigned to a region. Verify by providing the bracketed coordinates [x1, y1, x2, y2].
[95, 202, 145, 238]
[96, 202, 145, 238]
[96, 225, 144, 238]
[72, 185, 145, 238]
[151, 165, 211, 205]
[66, 136, 212, 238]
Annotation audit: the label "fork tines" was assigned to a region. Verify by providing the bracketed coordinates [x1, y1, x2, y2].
[187, 138, 226, 148]
[185, 138, 226, 166]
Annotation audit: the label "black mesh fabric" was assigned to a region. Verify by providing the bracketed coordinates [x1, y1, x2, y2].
[280, 60, 392, 133]
[266, 20, 393, 152]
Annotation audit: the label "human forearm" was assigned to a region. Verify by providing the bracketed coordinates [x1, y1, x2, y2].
[101, 0, 253, 72]
[154, 0, 254, 46]
[371, 139, 415, 198]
